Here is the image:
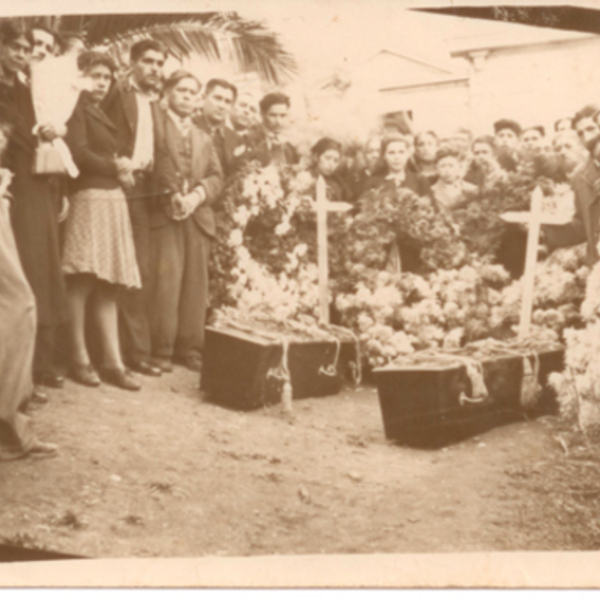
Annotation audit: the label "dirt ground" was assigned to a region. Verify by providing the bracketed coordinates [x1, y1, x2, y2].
[1, 366, 598, 559]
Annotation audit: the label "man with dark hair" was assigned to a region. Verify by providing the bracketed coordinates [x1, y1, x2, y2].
[493, 118, 522, 172]
[193, 78, 245, 177]
[544, 133, 600, 266]
[522, 125, 546, 153]
[150, 70, 223, 372]
[573, 104, 600, 144]
[0, 21, 69, 390]
[31, 24, 58, 62]
[250, 91, 298, 167]
[102, 38, 167, 376]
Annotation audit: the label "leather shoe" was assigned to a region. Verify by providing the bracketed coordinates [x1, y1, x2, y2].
[34, 372, 64, 389]
[151, 357, 173, 373]
[128, 360, 162, 377]
[175, 355, 202, 373]
[99, 367, 141, 391]
[70, 363, 101, 387]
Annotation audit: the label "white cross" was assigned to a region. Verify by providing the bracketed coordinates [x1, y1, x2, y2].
[315, 175, 352, 324]
[500, 185, 566, 339]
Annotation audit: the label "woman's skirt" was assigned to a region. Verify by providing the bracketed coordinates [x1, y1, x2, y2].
[62, 187, 141, 288]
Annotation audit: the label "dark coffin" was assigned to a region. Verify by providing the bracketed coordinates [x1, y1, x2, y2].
[374, 342, 564, 447]
[201, 326, 356, 410]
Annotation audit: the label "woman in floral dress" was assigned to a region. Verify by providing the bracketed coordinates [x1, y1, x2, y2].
[62, 51, 142, 391]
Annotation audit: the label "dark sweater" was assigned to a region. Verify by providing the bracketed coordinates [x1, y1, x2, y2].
[65, 91, 120, 194]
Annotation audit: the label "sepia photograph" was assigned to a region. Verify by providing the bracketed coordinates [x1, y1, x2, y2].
[1, 0, 600, 588]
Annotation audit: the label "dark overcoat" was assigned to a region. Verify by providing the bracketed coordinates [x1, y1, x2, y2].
[0, 77, 68, 327]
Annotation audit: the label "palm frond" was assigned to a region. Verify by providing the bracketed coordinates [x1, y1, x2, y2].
[87, 13, 297, 85]
[1, 12, 297, 85]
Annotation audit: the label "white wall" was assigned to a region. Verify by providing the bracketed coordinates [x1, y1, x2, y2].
[374, 36, 600, 138]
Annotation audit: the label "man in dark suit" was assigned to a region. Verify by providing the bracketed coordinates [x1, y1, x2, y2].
[150, 71, 223, 372]
[0, 22, 69, 391]
[194, 78, 249, 178]
[102, 39, 166, 376]
[249, 92, 299, 167]
[544, 134, 600, 266]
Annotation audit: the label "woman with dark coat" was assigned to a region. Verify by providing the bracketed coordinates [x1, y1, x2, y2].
[309, 137, 353, 203]
[63, 51, 141, 391]
[365, 135, 431, 197]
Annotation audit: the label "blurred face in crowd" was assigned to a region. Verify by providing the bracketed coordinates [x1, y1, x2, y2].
[555, 118, 572, 133]
[384, 141, 410, 173]
[203, 84, 235, 125]
[231, 92, 258, 131]
[472, 142, 496, 169]
[316, 148, 341, 177]
[0, 34, 32, 75]
[574, 117, 599, 145]
[522, 129, 544, 152]
[364, 137, 381, 172]
[495, 128, 520, 150]
[415, 132, 438, 163]
[263, 102, 289, 135]
[86, 64, 113, 105]
[31, 28, 56, 62]
[436, 155, 462, 185]
[553, 131, 585, 173]
[131, 49, 165, 92]
[167, 76, 200, 118]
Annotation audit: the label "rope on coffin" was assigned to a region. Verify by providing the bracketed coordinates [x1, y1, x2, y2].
[213, 310, 362, 410]
[394, 337, 547, 409]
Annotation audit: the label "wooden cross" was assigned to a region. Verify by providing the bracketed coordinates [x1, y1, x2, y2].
[500, 185, 568, 339]
[315, 175, 352, 324]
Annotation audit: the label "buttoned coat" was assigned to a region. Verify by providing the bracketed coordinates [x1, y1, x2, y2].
[151, 108, 224, 237]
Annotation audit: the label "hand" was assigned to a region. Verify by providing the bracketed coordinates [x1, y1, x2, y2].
[38, 123, 60, 142]
[171, 193, 185, 220]
[58, 196, 69, 223]
[117, 170, 135, 191]
[114, 156, 133, 174]
[179, 190, 203, 219]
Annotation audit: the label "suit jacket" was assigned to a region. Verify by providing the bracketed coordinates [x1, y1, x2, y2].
[152, 108, 224, 237]
[65, 91, 120, 194]
[247, 128, 299, 168]
[193, 114, 250, 177]
[101, 77, 146, 159]
[544, 157, 600, 265]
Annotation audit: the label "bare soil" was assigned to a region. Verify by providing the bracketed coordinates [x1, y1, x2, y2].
[1, 367, 598, 558]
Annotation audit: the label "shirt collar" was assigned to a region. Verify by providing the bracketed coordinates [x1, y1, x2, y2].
[167, 109, 192, 130]
[128, 76, 157, 101]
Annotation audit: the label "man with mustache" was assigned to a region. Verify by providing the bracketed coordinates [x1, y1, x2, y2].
[102, 39, 167, 376]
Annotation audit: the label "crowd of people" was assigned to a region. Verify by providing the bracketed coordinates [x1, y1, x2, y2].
[0, 19, 599, 460]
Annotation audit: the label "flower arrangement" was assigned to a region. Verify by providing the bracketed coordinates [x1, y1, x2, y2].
[490, 244, 588, 339]
[549, 257, 600, 432]
[335, 263, 512, 368]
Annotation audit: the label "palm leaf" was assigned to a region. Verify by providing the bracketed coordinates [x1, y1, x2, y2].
[2, 12, 297, 85]
[86, 13, 297, 85]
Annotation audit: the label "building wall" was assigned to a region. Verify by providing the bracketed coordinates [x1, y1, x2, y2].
[378, 36, 600, 138]
[463, 36, 600, 135]
[379, 80, 470, 138]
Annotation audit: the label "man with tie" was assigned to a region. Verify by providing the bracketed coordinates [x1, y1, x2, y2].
[249, 92, 299, 167]
[102, 39, 166, 376]
[149, 71, 223, 372]
[193, 78, 244, 178]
